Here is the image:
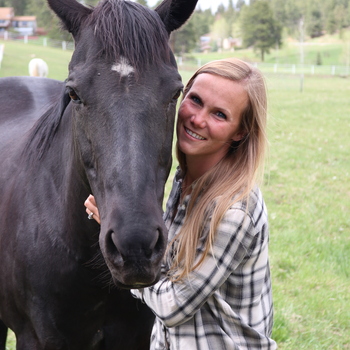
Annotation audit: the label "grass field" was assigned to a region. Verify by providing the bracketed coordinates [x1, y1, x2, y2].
[261, 75, 350, 349]
[2, 41, 350, 349]
[0, 39, 72, 80]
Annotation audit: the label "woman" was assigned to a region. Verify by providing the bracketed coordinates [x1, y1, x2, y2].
[85, 58, 276, 349]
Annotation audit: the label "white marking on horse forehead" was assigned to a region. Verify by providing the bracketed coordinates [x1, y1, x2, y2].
[111, 57, 135, 77]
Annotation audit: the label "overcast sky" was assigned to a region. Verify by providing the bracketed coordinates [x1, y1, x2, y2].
[146, 0, 230, 12]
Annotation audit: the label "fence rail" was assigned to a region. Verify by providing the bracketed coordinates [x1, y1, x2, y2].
[1, 32, 349, 77]
[0, 32, 75, 51]
[178, 58, 350, 77]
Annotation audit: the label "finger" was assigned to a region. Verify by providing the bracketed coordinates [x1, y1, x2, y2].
[84, 197, 96, 212]
[94, 214, 101, 224]
[84, 196, 101, 224]
[85, 208, 101, 224]
[89, 194, 97, 206]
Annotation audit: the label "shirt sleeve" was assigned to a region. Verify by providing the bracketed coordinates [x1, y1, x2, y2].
[131, 204, 263, 328]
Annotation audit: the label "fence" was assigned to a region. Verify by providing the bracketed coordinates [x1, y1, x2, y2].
[0, 31, 75, 51]
[0, 44, 4, 68]
[1, 31, 349, 77]
[177, 57, 350, 78]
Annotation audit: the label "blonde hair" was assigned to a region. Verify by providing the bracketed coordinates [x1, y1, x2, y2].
[168, 58, 268, 281]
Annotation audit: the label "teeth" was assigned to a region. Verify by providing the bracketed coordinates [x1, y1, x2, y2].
[185, 127, 205, 140]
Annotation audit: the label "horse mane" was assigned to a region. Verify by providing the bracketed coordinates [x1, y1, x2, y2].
[84, 0, 171, 69]
[21, 87, 71, 161]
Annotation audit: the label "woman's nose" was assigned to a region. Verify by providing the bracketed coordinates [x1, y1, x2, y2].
[190, 112, 206, 128]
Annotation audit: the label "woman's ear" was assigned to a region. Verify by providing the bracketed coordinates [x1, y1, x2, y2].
[231, 131, 247, 142]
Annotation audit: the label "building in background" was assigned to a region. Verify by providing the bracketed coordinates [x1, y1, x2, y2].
[12, 16, 37, 35]
[0, 7, 14, 32]
[0, 7, 37, 36]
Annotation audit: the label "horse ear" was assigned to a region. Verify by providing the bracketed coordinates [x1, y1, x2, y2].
[47, 0, 93, 36]
[155, 0, 198, 33]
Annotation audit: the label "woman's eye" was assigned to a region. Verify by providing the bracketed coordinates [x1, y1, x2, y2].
[215, 111, 227, 119]
[67, 88, 81, 104]
[191, 96, 201, 104]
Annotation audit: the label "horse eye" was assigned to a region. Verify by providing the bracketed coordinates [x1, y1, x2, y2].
[172, 89, 182, 101]
[67, 88, 81, 104]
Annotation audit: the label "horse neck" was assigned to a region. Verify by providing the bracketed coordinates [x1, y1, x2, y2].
[39, 107, 97, 247]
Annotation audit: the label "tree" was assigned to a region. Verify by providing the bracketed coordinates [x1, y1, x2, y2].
[8, 0, 27, 16]
[26, 0, 71, 40]
[335, 4, 347, 34]
[171, 20, 197, 54]
[326, 7, 339, 34]
[216, 4, 226, 16]
[223, 0, 237, 37]
[2, 0, 28, 15]
[192, 8, 214, 37]
[135, 0, 148, 7]
[236, 0, 246, 12]
[269, 0, 303, 36]
[306, 6, 323, 38]
[171, 8, 214, 54]
[211, 17, 229, 48]
[241, 0, 282, 61]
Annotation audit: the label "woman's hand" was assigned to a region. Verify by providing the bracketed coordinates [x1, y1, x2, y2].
[84, 194, 101, 224]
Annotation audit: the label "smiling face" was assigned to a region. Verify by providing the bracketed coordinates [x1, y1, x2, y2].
[176, 73, 249, 173]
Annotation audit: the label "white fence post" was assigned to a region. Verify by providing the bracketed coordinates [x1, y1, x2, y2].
[0, 44, 4, 69]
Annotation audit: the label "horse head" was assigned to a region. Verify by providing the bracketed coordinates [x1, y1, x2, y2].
[47, 0, 197, 288]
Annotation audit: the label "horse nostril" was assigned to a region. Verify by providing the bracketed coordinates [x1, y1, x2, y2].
[106, 230, 122, 261]
[105, 228, 165, 262]
[143, 227, 165, 259]
[154, 228, 165, 255]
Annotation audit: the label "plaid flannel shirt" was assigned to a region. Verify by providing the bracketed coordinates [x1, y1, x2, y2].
[132, 169, 277, 350]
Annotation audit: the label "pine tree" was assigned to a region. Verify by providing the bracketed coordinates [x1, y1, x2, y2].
[241, 0, 282, 61]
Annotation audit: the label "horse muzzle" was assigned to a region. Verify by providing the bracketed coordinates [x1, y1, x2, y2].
[100, 224, 166, 288]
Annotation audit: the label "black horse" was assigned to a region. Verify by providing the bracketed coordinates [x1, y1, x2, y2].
[0, 0, 197, 348]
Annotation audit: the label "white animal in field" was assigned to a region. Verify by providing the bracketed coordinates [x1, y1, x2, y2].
[28, 58, 49, 77]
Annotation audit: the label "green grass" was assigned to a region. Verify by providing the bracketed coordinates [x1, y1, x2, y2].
[0, 39, 72, 80]
[2, 41, 350, 349]
[262, 74, 350, 349]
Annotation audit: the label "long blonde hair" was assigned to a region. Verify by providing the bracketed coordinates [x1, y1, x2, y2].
[168, 58, 268, 281]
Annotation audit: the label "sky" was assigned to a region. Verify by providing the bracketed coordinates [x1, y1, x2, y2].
[146, 0, 230, 13]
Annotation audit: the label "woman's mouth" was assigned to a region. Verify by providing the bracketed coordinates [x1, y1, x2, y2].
[184, 127, 206, 140]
